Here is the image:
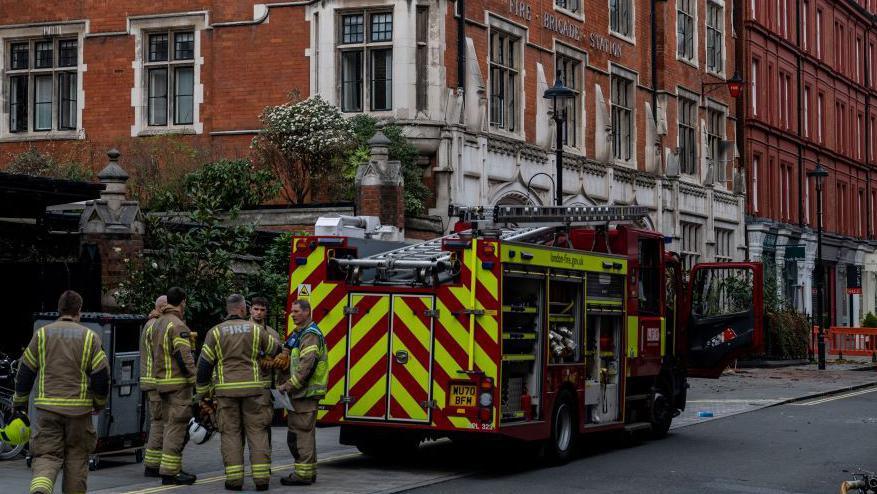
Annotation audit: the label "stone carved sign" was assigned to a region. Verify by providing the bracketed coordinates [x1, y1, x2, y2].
[507, 1, 606, 45]
[508, 0, 532, 21]
[589, 33, 622, 58]
[543, 13, 581, 41]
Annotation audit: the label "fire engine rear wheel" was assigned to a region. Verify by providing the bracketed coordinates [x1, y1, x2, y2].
[547, 391, 577, 463]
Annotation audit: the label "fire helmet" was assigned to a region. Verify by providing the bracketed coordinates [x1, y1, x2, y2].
[0, 412, 31, 446]
[187, 417, 214, 445]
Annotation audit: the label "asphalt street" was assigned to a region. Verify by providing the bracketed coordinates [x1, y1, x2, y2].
[1, 367, 875, 493]
[409, 386, 877, 494]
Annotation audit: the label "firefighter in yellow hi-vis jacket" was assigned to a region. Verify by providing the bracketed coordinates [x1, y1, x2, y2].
[196, 294, 280, 491]
[278, 298, 328, 486]
[151, 287, 197, 485]
[13, 290, 110, 494]
[140, 294, 167, 477]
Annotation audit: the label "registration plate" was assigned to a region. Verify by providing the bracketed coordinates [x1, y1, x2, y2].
[448, 383, 476, 407]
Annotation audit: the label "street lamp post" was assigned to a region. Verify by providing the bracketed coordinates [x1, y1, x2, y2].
[808, 162, 829, 370]
[543, 73, 576, 206]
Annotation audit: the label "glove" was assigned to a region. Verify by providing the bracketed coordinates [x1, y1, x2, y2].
[277, 381, 293, 394]
[272, 353, 290, 370]
[259, 356, 274, 370]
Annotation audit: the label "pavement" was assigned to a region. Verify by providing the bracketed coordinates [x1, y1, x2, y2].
[1, 359, 875, 493]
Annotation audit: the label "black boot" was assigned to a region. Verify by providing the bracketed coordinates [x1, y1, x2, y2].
[280, 474, 314, 486]
[255, 482, 270, 491]
[162, 471, 197, 485]
[224, 481, 243, 491]
[144, 466, 160, 478]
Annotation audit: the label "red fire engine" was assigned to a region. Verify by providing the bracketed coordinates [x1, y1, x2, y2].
[286, 205, 763, 460]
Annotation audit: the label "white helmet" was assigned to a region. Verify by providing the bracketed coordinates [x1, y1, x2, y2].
[187, 418, 213, 445]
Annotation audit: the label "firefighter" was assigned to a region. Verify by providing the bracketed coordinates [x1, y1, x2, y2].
[13, 290, 110, 494]
[151, 287, 197, 485]
[278, 298, 327, 486]
[251, 296, 288, 381]
[140, 294, 167, 477]
[196, 294, 280, 491]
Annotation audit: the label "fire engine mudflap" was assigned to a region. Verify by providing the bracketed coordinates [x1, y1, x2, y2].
[286, 205, 765, 463]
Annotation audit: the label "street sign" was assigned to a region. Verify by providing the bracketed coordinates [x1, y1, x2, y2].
[784, 245, 805, 259]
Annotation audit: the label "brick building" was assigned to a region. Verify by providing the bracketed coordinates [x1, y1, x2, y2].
[742, 0, 877, 325]
[0, 0, 745, 262]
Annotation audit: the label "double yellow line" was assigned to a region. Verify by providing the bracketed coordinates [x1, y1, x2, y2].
[121, 452, 362, 493]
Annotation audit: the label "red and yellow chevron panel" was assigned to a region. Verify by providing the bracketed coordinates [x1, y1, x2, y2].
[345, 294, 391, 420]
[388, 295, 434, 423]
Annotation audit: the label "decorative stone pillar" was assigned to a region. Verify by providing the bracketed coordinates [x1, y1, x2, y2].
[80, 149, 145, 310]
[356, 131, 405, 234]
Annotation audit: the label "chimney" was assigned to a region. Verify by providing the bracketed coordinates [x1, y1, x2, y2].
[356, 130, 405, 233]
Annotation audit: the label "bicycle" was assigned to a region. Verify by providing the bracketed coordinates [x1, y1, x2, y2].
[841, 471, 877, 494]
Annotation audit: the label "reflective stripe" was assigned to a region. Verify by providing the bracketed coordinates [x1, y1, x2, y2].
[225, 464, 244, 480]
[37, 328, 46, 399]
[213, 327, 225, 384]
[252, 463, 271, 479]
[23, 348, 37, 369]
[163, 322, 173, 382]
[251, 325, 260, 385]
[34, 397, 94, 406]
[79, 330, 94, 399]
[13, 394, 28, 405]
[195, 383, 213, 394]
[173, 337, 190, 348]
[214, 381, 265, 390]
[289, 375, 301, 389]
[144, 323, 155, 383]
[30, 476, 53, 494]
[201, 345, 215, 362]
[94, 396, 107, 406]
[299, 345, 319, 356]
[154, 377, 194, 384]
[91, 350, 107, 370]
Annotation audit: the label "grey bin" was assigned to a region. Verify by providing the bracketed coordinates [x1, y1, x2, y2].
[28, 312, 147, 469]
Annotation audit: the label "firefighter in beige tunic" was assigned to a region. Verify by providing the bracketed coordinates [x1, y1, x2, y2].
[196, 294, 280, 491]
[250, 296, 287, 385]
[13, 290, 110, 494]
[150, 287, 197, 485]
[139, 294, 166, 477]
[278, 299, 328, 486]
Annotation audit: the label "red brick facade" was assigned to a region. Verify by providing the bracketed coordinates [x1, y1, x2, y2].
[744, 0, 877, 237]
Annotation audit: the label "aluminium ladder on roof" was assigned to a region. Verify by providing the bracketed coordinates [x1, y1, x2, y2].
[332, 226, 548, 270]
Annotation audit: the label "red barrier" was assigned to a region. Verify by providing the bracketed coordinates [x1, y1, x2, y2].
[825, 327, 877, 357]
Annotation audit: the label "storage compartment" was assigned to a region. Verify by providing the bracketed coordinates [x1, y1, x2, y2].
[500, 270, 544, 423]
[584, 314, 622, 425]
[548, 273, 583, 364]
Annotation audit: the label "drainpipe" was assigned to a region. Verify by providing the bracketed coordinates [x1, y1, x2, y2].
[797, 0, 804, 228]
[651, 0, 658, 123]
[457, 0, 466, 91]
[737, 0, 750, 260]
[866, 19, 872, 240]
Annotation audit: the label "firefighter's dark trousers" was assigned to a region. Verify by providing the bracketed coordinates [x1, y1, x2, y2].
[29, 410, 96, 494]
[216, 392, 273, 487]
[287, 398, 319, 480]
[159, 387, 192, 476]
[144, 391, 164, 469]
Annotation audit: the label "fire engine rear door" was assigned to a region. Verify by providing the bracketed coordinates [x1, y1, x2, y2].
[387, 294, 434, 423]
[685, 263, 764, 378]
[345, 294, 391, 420]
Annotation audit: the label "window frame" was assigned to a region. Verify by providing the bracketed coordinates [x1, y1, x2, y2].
[705, 101, 727, 184]
[705, 0, 724, 75]
[2, 33, 82, 139]
[143, 30, 196, 128]
[554, 0, 583, 19]
[676, 0, 696, 64]
[487, 18, 525, 136]
[554, 43, 585, 152]
[677, 89, 699, 176]
[336, 9, 394, 113]
[680, 221, 703, 272]
[610, 66, 636, 165]
[609, 0, 635, 41]
[714, 227, 734, 262]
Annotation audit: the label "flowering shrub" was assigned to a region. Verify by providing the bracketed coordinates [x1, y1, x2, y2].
[253, 94, 355, 204]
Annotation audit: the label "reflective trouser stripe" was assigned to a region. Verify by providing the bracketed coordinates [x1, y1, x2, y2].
[225, 464, 244, 481]
[144, 449, 162, 467]
[294, 462, 316, 479]
[252, 463, 271, 480]
[160, 453, 181, 472]
[30, 477, 54, 494]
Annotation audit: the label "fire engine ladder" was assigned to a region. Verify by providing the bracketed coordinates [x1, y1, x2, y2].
[331, 226, 548, 271]
[450, 204, 650, 224]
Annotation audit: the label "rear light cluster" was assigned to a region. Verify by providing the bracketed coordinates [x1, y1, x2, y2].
[478, 377, 494, 423]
